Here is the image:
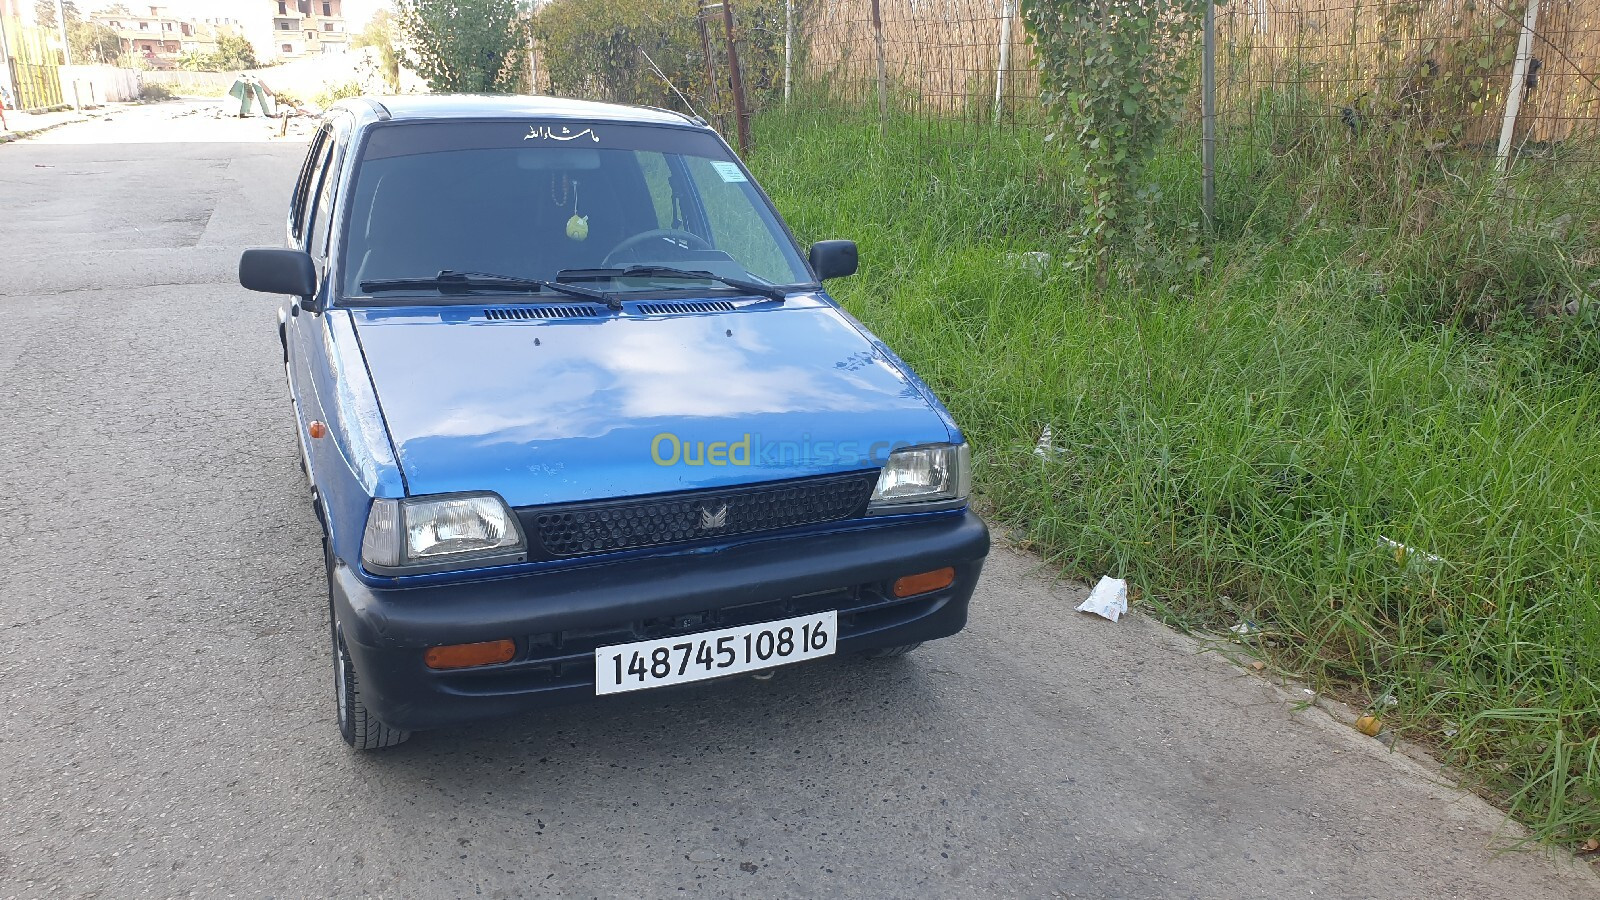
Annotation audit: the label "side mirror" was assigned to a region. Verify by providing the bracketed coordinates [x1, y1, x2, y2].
[809, 240, 858, 281]
[239, 248, 317, 299]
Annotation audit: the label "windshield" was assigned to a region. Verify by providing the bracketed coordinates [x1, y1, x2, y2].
[339, 120, 812, 300]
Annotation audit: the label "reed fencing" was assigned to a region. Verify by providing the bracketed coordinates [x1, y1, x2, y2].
[781, 0, 1600, 209]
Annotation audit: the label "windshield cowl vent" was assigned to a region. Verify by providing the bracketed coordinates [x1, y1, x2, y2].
[484, 306, 604, 321]
[635, 300, 738, 316]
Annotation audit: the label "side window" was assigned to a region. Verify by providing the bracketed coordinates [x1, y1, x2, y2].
[683, 156, 792, 284]
[303, 136, 339, 257]
[288, 129, 328, 240]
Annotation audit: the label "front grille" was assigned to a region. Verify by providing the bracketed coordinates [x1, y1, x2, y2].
[518, 470, 879, 560]
[531, 586, 861, 662]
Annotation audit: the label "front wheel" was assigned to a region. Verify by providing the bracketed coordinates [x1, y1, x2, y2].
[333, 626, 410, 750]
[326, 542, 410, 750]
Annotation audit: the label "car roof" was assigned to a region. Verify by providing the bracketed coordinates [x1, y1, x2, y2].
[333, 94, 703, 129]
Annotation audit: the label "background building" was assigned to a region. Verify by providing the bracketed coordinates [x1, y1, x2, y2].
[262, 0, 347, 60]
[90, 5, 190, 68]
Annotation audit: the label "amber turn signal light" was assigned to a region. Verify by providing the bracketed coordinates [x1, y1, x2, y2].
[308, 420, 328, 439]
[893, 567, 956, 598]
[424, 639, 516, 670]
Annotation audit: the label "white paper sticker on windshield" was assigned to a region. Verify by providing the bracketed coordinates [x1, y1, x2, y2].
[710, 160, 748, 183]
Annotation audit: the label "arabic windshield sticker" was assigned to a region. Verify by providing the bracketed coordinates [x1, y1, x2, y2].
[710, 160, 748, 183]
[525, 125, 600, 143]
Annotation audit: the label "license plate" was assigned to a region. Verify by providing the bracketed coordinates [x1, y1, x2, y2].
[595, 610, 837, 695]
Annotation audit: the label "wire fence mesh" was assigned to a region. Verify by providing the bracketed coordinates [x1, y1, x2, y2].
[797, 0, 1036, 129]
[1205, 0, 1600, 216]
[777, 0, 1600, 215]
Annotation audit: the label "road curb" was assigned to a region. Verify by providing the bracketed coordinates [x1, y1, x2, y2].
[0, 115, 89, 144]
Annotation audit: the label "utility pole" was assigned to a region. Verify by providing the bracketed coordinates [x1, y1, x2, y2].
[57, 0, 79, 111]
[54, 0, 72, 66]
[718, 0, 750, 154]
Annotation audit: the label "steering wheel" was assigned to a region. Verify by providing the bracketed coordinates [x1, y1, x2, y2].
[602, 229, 713, 266]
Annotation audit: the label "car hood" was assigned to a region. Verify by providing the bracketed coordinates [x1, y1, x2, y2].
[350, 300, 958, 508]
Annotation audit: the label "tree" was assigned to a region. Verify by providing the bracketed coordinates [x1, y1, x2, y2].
[396, 0, 530, 94]
[38, 1, 86, 29]
[1023, 0, 1215, 285]
[534, 0, 699, 109]
[211, 31, 258, 70]
[533, 0, 787, 119]
[352, 9, 402, 92]
[70, 20, 122, 64]
[177, 31, 259, 72]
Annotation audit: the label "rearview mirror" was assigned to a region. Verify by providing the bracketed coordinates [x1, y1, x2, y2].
[239, 248, 317, 298]
[809, 240, 858, 281]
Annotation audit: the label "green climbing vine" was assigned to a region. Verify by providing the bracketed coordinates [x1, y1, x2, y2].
[1022, 0, 1217, 285]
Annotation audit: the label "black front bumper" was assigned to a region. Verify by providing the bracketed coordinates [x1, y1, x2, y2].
[331, 510, 989, 731]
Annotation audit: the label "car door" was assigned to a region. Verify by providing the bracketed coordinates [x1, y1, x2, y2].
[283, 126, 330, 401]
[285, 119, 347, 489]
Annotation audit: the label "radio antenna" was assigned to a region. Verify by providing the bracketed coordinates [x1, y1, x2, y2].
[638, 47, 703, 121]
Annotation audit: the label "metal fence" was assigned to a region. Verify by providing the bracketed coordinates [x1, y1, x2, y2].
[780, 0, 1600, 209]
[798, 0, 1034, 128]
[2, 17, 63, 111]
[1207, 0, 1600, 212]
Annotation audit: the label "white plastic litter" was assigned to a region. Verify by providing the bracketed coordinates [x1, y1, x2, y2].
[1077, 576, 1128, 622]
[1006, 250, 1053, 278]
[1377, 535, 1444, 566]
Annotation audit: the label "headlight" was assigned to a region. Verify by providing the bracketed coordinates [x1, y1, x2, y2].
[361, 493, 526, 574]
[868, 443, 971, 512]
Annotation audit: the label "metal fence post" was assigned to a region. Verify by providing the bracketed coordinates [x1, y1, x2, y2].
[1496, 0, 1542, 174]
[1202, 0, 1216, 227]
[871, 0, 887, 134]
[720, 0, 752, 154]
[697, 6, 722, 130]
[994, 0, 1013, 125]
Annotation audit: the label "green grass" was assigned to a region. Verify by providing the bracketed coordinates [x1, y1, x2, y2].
[745, 101, 1600, 844]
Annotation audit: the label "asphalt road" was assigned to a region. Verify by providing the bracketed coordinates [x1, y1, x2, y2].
[2, 103, 1596, 899]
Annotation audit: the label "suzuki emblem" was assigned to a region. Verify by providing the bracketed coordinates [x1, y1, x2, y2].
[699, 504, 729, 530]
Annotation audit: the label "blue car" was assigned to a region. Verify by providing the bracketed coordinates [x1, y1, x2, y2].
[239, 95, 989, 749]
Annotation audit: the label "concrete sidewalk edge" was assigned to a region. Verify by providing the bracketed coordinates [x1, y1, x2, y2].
[0, 114, 90, 144]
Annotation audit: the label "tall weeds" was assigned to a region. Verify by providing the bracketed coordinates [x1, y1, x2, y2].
[749, 101, 1600, 844]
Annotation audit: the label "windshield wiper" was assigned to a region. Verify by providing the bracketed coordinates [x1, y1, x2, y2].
[555, 265, 790, 303]
[359, 270, 622, 309]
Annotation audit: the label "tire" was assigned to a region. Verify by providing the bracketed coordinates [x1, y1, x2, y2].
[863, 642, 922, 659]
[326, 543, 410, 750]
[333, 626, 410, 750]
